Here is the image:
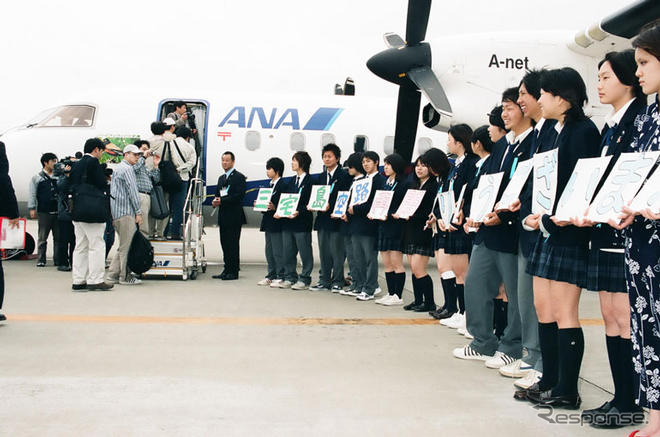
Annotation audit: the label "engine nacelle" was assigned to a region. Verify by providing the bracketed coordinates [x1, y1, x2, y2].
[422, 103, 452, 132]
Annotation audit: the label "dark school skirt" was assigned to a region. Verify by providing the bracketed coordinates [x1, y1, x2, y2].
[377, 227, 403, 252]
[433, 231, 447, 251]
[526, 236, 588, 288]
[444, 228, 472, 255]
[586, 248, 627, 293]
[402, 243, 435, 257]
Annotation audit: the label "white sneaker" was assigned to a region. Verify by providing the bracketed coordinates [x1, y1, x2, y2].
[446, 313, 466, 329]
[338, 287, 355, 296]
[375, 294, 393, 305]
[514, 370, 542, 389]
[485, 351, 517, 369]
[453, 345, 492, 361]
[272, 280, 292, 289]
[382, 295, 404, 306]
[374, 287, 385, 297]
[257, 278, 272, 286]
[119, 276, 141, 285]
[440, 312, 460, 327]
[498, 359, 535, 378]
[356, 292, 374, 301]
[291, 281, 308, 290]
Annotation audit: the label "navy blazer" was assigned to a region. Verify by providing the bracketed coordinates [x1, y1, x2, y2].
[349, 173, 387, 237]
[589, 98, 648, 250]
[519, 119, 559, 258]
[403, 177, 440, 246]
[0, 142, 19, 219]
[313, 166, 352, 232]
[443, 154, 479, 198]
[379, 176, 408, 241]
[280, 173, 314, 233]
[540, 118, 602, 246]
[259, 177, 286, 233]
[215, 169, 247, 228]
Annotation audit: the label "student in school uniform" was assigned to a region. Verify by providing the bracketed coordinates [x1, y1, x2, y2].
[612, 24, 660, 437]
[522, 68, 601, 409]
[338, 152, 365, 296]
[399, 155, 442, 311]
[258, 157, 286, 287]
[347, 151, 386, 301]
[310, 144, 352, 293]
[454, 87, 534, 371]
[434, 124, 478, 331]
[373, 153, 409, 306]
[273, 151, 314, 290]
[572, 50, 646, 427]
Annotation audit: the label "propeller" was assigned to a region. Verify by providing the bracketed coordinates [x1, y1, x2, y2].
[366, 0, 452, 163]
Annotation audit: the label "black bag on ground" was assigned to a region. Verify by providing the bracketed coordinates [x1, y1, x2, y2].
[150, 182, 170, 219]
[158, 141, 183, 194]
[127, 228, 154, 274]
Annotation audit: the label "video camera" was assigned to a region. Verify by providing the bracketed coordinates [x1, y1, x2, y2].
[53, 156, 75, 176]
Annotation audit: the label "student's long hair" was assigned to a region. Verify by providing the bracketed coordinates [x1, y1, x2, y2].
[448, 124, 475, 156]
[599, 50, 645, 100]
[411, 155, 430, 188]
[421, 148, 450, 181]
[384, 153, 406, 181]
[540, 67, 589, 124]
[633, 20, 660, 61]
[344, 152, 364, 175]
[471, 126, 494, 154]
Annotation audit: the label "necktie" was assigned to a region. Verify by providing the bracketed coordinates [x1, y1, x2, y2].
[600, 124, 617, 154]
[501, 142, 517, 171]
[269, 180, 274, 187]
[295, 176, 300, 188]
[327, 171, 331, 184]
[529, 130, 540, 159]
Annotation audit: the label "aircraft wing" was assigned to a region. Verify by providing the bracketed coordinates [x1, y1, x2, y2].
[568, 0, 660, 58]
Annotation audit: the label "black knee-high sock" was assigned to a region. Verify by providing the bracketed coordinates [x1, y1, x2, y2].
[456, 283, 465, 314]
[538, 322, 560, 391]
[553, 328, 584, 397]
[385, 271, 395, 296]
[412, 276, 423, 305]
[617, 337, 637, 411]
[441, 277, 457, 313]
[606, 335, 621, 405]
[493, 300, 508, 339]
[395, 272, 406, 298]
[421, 275, 435, 307]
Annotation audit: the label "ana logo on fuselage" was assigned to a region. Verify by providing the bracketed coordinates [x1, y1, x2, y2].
[219, 106, 344, 131]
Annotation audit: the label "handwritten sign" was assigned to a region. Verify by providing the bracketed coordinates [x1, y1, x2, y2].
[497, 159, 534, 210]
[452, 184, 467, 223]
[395, 189, 426, 219]
[554, 156, 611, 221]
[438, 191, 455, 226]
[630, 168, 660, 214]
[307, 185, 331, 211]
[469, 172, 504, 223]
[368, 190, 394, 220]
[253, 187, 273, 212]
[331, 191, 351, 218]
[349, 178, 373, 206]
[275, 193, 300, 218]
[532, 149, 558, 215]
[588, 151, 660, 223]
[0, 217, 26, 249]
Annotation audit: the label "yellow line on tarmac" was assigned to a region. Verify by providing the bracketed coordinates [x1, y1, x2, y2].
[6, 314, 606, 326]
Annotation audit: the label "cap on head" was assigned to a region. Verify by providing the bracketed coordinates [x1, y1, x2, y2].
[123, 144, 142, 155]
[163, 117, 176, 126]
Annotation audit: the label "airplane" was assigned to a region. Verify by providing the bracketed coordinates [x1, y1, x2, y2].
[1, 0, 658, 229]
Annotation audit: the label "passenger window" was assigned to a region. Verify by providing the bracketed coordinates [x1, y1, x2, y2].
[38, 105, 95, 127]
[417, 137, 433, 155]
[354, 135, 368, 152]
[321, 133, 336, 147]
[245, 131, 261, 151]
[383, 136, 395, 155]
[290, 132, 306, 151]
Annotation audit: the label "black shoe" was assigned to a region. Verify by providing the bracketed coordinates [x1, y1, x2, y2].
[212, 271, 227, 279]
[413, 303, 436, 312]
[0, 313, 6, 321]
[36, 262, 45, 267]
[590, 404, 645, 429]
[528, 390, 581, 409]
[429, 308, 454, 320]
[403, 302, 421, 311]
[71, 283, 88, 292]
[57, 265, 72, 272]
[222, 273, 238, 280]
[581, 401, 613, 422]
[87, 282, 114, 291]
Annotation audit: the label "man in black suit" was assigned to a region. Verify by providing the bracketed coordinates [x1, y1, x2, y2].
[0, 141, 20, 321]
[212, 151, 246, 280]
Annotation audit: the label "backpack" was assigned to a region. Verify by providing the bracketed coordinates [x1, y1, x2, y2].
[127, 228, 154, 274]
[158, 140, 185, 194]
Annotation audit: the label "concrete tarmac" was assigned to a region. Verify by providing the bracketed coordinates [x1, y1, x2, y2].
[0, 224, 639, 436]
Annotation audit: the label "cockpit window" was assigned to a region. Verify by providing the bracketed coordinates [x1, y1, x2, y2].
[36, 105, 95, 127]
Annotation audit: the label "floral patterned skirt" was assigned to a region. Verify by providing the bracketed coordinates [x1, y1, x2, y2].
[626, 217, 660, 409]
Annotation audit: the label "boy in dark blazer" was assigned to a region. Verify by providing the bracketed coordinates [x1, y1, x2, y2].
[212, 151, 246, 280]
[259, 157, 286, 286]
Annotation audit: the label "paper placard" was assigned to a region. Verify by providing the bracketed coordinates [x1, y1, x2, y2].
[497, 159, 534, 210]
[554, 156, 611, 221]
[307, 185, 331, 211]
[630, 168, 660, 214]
[349, 178, 373, 207]
[253, 187, 273, 212]
[368, 190, 394, 220]
[588, 151, 660, 223]
[395, 189, 426, 219]
[331, 191, 351, 218]
[452, 184, 467, 224]
[275, 193, 301, 218]
[469, 172, 504, 223]
[437, 191, 455, 227]
[532, 149, 559, 215]
[0, 217, 26, 249]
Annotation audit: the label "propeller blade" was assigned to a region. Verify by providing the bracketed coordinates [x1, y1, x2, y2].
[383, 32, 406, 49]
[394, 85, 422, 164]
[407, 66, 452, 117]
[405, 0, 432, 45]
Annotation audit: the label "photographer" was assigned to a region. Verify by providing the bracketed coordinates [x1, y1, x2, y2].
[133, 140, 160, 237]
[28, 152, 61, 267]
[166, 101, 197, 136]
[54, 156, 76, 272]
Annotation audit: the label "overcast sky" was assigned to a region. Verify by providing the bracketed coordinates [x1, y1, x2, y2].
[0, 0, 627, 132]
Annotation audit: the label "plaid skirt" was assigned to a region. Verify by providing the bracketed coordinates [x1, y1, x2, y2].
[526, 237, 588, 288]
[377, 229, 403, 252]
[445, 229, 472, 255]
[433, 231, 447, 251]
[586, 248, 627, 293]
[402, 242, 435, 257]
